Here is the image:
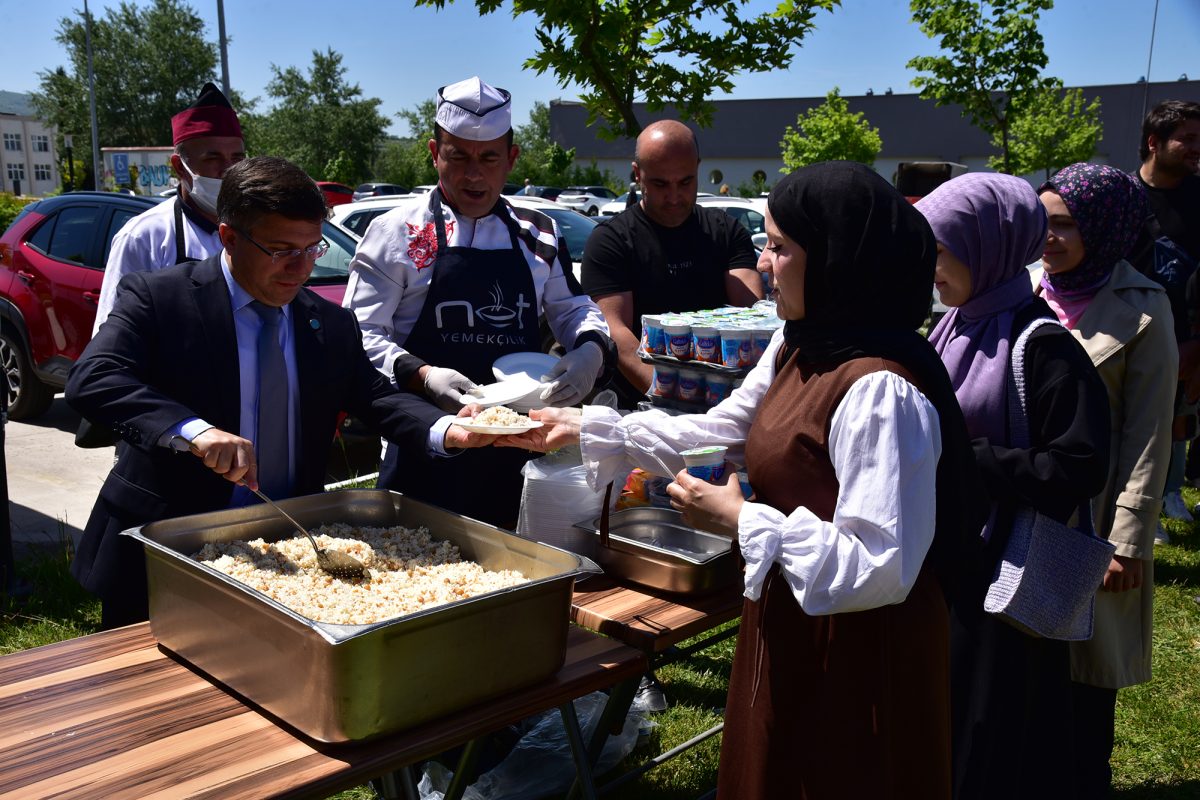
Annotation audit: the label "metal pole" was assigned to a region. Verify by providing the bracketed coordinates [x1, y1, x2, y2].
[84, 0, 102, 190]
[217, 0, 231, 97]
[1141, 0, 1160, 122]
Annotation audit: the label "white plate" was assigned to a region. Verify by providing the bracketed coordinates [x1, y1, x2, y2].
[493, 352, 561, 383]
[455, 420, 544, 435]
[461, 377, 542, 408]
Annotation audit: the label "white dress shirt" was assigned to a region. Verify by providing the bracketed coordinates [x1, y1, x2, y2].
[579, 329, 943, 615]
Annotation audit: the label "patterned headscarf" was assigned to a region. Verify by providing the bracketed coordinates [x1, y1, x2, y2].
[1038, 163, 1149, 297]
[921, 173, 1049, 445]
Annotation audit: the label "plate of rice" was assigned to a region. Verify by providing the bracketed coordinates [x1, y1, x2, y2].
[456, 405, 544, 434]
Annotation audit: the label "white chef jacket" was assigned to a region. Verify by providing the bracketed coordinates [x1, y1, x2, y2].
[93, 198, 223, 334]
[579, 329, 943, 616]
[344, 192, 610, 383]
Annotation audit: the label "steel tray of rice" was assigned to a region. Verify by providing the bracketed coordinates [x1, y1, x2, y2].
[122, 489, 598, 742]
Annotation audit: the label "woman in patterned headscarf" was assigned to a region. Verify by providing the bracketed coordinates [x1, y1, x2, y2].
[1033, 162, 1175, 798]
[917, 173, 1110, 800]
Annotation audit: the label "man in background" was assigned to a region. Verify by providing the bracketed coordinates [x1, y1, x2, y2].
[582, 120, 762, 408]
[1129, 100, 1200, 530]
[93, 82, 246, 332]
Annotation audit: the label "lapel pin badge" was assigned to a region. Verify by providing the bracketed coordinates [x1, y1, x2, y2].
[310, 318, 321, 331]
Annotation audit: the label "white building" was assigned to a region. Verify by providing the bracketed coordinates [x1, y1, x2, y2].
[0, 91, 61, 197]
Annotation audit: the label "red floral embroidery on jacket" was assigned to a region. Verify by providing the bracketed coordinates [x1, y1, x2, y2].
[406, 219, 453, 270]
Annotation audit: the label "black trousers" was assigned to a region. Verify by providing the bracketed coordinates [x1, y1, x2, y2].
[1071, 681, 1118, 800]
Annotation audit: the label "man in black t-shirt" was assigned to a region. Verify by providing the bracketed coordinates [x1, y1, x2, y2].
[582, 120, 762, 406]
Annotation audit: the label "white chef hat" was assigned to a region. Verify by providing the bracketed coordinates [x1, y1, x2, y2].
[436, 76, 512, 142]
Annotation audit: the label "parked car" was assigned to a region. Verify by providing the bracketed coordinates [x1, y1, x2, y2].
[352, 182, 409, 202]
[527, 186, 565, 202]
[556, 185, 619, 216]
[0, 191, 359, 420]
[316, 181, 354, 207]
[410, 185, 438, 194]
[695, 196, 768, 240]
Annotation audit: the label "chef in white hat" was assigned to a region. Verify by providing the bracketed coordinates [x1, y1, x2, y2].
[344, 76, 614, 528]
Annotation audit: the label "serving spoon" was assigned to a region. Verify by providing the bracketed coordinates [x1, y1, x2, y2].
[189, 444, 369, 580]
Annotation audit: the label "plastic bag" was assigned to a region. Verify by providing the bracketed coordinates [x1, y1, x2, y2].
[418, 691, 648, 800]
[517, 447, 608, 555]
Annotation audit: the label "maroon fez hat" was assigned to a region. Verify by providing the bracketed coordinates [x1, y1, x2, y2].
[171, 82, 243, 145]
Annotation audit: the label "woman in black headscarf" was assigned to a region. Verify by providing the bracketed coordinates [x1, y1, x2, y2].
[499, 162, 982, 799]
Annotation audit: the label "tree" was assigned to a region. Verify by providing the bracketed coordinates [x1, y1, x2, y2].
[908, 0, 1055, 174]
[248, 49, 390, 186]
[512, 101, 578, 187]
[372, 99, 439, 187]
[31, 0, 224, 188]
[999, 85, 1102, 180]
[778, 88, 882, 171]
[414, 0, 838, 139]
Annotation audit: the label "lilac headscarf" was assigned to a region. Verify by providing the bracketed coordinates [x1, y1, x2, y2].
[920, 173, 1049, 444]
[1038, 163, 1150, 299]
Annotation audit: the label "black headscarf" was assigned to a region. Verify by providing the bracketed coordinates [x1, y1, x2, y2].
[767, 161, 986, 596]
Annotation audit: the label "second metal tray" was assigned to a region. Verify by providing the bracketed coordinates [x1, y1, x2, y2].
[574, 506, 738, 595]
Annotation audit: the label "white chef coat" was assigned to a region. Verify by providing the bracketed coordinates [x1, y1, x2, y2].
[343, 192, 610, 382]
[579, 329, 943, 616]
[93, 198, 223, 334]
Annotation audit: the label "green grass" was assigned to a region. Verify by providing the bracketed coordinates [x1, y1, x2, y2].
[6, 509, 1199, 799]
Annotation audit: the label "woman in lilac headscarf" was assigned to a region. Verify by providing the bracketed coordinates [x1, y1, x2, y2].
[917, 172, 1111, 800]
[1033, 163, 1174, 798]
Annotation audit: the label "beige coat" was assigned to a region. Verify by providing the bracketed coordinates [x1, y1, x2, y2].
[1034, 261, 1175, 688]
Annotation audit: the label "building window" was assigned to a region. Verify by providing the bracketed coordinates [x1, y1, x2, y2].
[708, 169, 724, 185]
[753, 170, 767, 183]
[33, 135, 50, 153]
[3, 132, 22, 152]
[7, 163, 26, 181]
[34, 164, 52, 181]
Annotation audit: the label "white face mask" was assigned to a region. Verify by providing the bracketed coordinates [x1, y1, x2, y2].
[179, 158, 222, 216]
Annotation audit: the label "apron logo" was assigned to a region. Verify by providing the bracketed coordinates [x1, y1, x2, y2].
[406, 220, 453, 270]
[435, 282, 531, 331]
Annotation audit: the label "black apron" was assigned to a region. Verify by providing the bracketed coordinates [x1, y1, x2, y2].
[173, 197, 200, 264]
[378, 191, 540, 528]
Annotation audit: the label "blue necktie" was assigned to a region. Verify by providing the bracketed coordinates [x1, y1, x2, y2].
[249, 301, 289, 498]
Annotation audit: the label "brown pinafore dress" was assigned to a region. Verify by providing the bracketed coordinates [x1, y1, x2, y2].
[717, 353, 951, 800]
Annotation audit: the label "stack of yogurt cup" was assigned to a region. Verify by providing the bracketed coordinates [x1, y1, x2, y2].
[641, 303, 782, 408]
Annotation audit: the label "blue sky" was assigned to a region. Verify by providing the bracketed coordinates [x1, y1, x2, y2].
[2, 0, 1197, 138]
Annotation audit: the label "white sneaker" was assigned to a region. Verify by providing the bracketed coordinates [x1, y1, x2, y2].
[1163, 492, 1193, 522]
[1155, 522, 1170, 546]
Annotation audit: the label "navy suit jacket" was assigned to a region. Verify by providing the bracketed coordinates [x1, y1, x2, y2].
[66, 253, 444, 602]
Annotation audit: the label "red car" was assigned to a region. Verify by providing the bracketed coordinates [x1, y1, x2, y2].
[316, 181, 354, 207]
[0, 192, 357, 420]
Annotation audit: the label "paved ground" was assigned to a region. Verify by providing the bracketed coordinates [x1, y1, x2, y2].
[5, 395, 112, 559]
[2, 395, 381, 564]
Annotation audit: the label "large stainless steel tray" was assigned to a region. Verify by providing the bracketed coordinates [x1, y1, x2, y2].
[573, 506, 738, 595]
[123, 489, 598, 743]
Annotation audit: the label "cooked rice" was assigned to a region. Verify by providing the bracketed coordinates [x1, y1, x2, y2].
[474, 405, 534, 427]
[191, 523, 527, 625]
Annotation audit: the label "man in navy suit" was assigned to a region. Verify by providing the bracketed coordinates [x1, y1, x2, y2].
[67, 156, 493, 629]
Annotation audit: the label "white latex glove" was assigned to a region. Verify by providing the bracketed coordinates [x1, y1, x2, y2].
[539, 341, 604, 407]
[423, 367, 479, 413]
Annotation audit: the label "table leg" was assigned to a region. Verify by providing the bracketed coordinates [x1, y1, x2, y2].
[443, 737, 484, 800]
[560, 700, 599, 800]
[373, 765, 420, 800]
[564, 675, 639, 800]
